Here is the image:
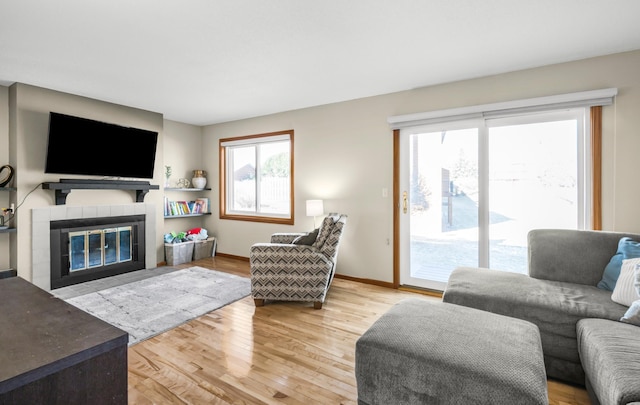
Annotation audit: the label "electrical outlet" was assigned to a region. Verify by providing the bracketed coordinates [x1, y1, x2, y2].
[382, 188, 388, 198]
[10, 203, 14, 213]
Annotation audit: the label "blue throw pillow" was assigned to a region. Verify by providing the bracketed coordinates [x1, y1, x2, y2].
[597, 237, 640, 291]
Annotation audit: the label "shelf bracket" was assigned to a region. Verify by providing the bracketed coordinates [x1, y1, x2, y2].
[54, 188, 72, 206]
[136, 189, 149, 203]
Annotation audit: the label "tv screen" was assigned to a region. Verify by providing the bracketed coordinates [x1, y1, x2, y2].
[45, 112, 158, 179]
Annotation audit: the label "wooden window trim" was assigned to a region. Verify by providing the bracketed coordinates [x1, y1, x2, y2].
[393, 129, 401, 289]
[219, 130, 295, 225]
[591, 106, 602, 230]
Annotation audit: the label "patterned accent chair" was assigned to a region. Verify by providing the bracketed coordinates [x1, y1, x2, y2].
[250, 213, 347, 309]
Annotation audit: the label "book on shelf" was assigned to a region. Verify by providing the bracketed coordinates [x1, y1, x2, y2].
[164, 198, 209, 216]
[192, 200, 204, 214]
[164, 196, 170, 216]
[195, 197, 209, 214]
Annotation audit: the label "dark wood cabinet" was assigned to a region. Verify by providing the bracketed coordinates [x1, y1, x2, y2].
[0, 277, 128, 404]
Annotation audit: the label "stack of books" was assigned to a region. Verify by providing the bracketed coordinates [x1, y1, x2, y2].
[164, 197, 210, 216]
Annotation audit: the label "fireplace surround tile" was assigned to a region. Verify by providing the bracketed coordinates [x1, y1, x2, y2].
[50, 205, 68, 221]
[97, 205, 112, 218]
[82, 205, 98, 218]
[32, 206, 51, 223]
[65, 206, 83, 219]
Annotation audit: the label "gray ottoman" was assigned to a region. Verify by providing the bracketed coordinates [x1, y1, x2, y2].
[355, 298, 548, 405]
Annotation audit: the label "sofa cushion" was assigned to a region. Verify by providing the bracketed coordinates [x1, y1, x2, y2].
[611, 258, 640, 306]
[443, 266, 628, 385]
[597, 237, 640, 291]
[577, 318, 640, 405]
[527, 229, 640, 286]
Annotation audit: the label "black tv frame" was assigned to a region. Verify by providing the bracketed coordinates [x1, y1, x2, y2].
[45, 112, 159, 180]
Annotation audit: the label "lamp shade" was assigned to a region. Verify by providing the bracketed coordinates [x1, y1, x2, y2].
[306, 200, 324, 217]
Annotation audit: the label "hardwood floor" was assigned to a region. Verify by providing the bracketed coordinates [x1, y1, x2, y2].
[127, 256, 591, 404]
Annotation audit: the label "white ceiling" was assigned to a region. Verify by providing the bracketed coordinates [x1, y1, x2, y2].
[2, 1, 640, 126]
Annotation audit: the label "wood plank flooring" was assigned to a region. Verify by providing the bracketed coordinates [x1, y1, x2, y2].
[127, 256, 591, 404]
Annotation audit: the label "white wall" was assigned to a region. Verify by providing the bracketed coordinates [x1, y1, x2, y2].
[200, 49, 640, 284]
[161, 120, 208, 239]
[163, 120, 204, 184]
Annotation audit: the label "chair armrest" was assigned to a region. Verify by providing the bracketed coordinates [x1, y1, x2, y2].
[270, 233, 306, 244]
[250, 243, 332, 270]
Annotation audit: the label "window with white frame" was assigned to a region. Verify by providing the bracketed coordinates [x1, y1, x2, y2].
[220, 130, 294, 224]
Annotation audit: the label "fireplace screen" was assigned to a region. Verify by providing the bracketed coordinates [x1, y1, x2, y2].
[50, 214, 145, 289]
[69, 226, 132, 272]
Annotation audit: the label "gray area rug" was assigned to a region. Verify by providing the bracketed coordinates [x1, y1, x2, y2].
[64, 266, 251, 345]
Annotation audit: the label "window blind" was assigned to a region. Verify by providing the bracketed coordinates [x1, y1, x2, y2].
[387, 88, 617, 130]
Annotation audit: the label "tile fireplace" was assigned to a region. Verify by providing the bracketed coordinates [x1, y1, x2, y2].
[32, 203, 157, 291]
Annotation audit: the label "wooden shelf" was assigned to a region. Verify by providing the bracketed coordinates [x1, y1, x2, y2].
[42, 180, 160, 205]
[164, 213, 212, 219]
[165, 187, 211, 192]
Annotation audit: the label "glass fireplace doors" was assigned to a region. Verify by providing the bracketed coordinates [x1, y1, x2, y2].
[69, 226, 132, 272]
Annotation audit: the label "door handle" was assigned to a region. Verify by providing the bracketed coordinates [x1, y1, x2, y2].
[403, 191, 408, 214]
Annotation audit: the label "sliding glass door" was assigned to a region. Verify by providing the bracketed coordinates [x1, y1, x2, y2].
[399, 109, 587, 290]
[487, 114, 583, 273]
[400, 126, 480, 289]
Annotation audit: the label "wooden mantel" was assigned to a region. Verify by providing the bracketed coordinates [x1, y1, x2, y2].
[42, 179, 159, 205]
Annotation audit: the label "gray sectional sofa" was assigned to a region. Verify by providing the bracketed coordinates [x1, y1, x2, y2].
[442, 229, 640, 405]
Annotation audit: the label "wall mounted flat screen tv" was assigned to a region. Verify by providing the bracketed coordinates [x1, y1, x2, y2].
[45, 112, 158, 179]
